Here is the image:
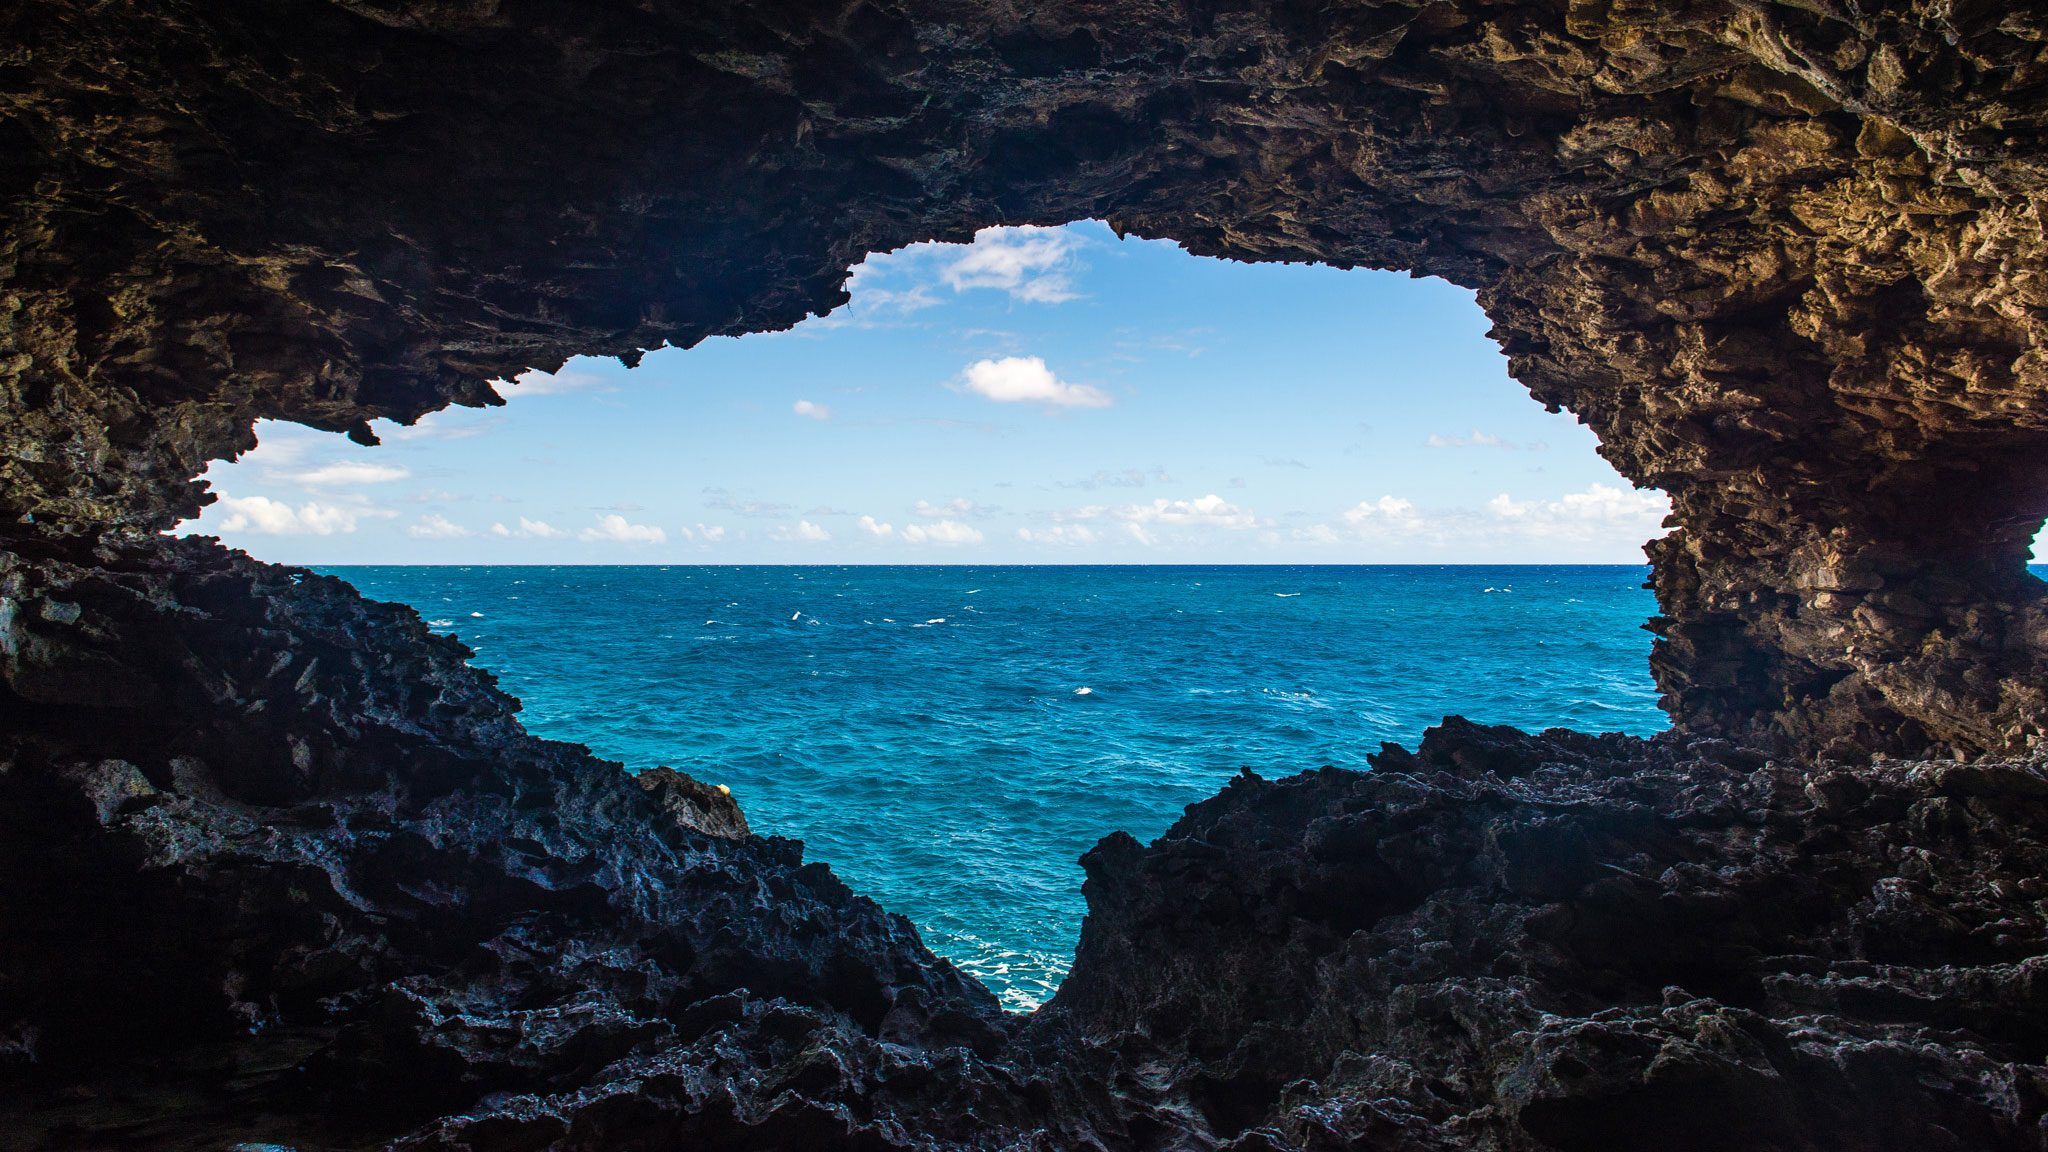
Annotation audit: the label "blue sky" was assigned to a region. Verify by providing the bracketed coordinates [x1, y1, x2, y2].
[180, 221, 1674, 564]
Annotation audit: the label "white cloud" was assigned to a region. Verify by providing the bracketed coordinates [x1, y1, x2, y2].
[957, 356, 1110, 408]
[1017, 525, 1098, 546]
[818, 224, 1083, 331]
[1313, 484, 1668, 554]
[1123, 523, 1157, 547]
[808, 258, 942, 330]
[913, 498, 991, 519]
[860, 515, 981, 544]
[491, 517, 568, 539]
[1427, 430, 1504, 448]
[1343, 496, 1418, 525]
[581, 513, 667, 544]
[505, 366, 613, 396]
[1117, 494, 1258, 529]
[406, 514, 471, 539]
[696, 523, 727, 542]
[1426, 429, 1549, 451]
[1548, 483, 1667, 521]
[287, 461, 412, 487]
[212, 496, 386, 536]
[943, 226, 1081, 303]
[221, 427, 315, 472]
[1062, 469, 1147, 490]
[703, 487, 794, 518]
[793, 400, 832, 421]
[772, 520, 831, 543]
[903, 520, 982, 545]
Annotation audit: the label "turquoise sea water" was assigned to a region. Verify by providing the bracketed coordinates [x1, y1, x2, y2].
[326, 565, 1665, 1007]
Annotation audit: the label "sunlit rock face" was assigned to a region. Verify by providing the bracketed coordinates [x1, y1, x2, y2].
[7, 0, 2047, 756]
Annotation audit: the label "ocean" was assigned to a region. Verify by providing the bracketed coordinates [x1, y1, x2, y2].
[325, 565, 1665, 1008]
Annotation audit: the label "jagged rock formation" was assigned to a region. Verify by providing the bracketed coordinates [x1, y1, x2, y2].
[5, 0, 2048, 755]
[21, 618, 2045, 1151]
[409, 720, 2048, 1151]
[7, 0, 2048, 1148]
[1049, 720, 2048, 1150]
[0, 531, 1005, 1148]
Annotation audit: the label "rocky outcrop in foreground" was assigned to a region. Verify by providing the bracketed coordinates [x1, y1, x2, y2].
[6, 534, 2048, 1150]
[0, 531, 1004, 1149]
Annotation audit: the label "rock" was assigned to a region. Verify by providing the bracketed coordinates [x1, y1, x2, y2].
[0, 531, 1002, 1147]
[4, 1, 2048, 1147]
[638, 766, 749, 839]
[1, 0, 2045, 756]
[1040, 719, 2048, 1149]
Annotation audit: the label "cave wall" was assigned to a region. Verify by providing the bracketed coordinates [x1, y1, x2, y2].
[5, 3, 2048, 742]
[9, 4, 2048, 1147]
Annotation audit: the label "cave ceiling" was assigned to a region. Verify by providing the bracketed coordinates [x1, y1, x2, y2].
[5, 0, 2048, 753]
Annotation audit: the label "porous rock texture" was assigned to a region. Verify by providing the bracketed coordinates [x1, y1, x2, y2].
[7, 0, 2048, 754]
[8, 0, 2048, 1148]
[0, 530, 1010, 1148]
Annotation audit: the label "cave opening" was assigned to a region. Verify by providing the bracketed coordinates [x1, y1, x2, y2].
[11, 1, 2048, 1145]
[179, 221, 1671, 1006]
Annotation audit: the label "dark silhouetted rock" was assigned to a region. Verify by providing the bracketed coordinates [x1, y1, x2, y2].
[0, 531, 1003, 1148]
[639, 766, 750, 840]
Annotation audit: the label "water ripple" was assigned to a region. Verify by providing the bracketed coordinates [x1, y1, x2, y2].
[326, 564, 1665, 1008]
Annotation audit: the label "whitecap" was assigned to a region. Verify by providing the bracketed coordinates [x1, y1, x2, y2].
[1274, 592, 1301, 597]
[791, 611, 801, 620]
[926, 618, 945, 624]
[469, 611, 484, 617]
[1074, 687, 1094, 695]
[427, 618, 455, 627]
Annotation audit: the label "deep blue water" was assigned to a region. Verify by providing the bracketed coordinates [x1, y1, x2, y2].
[324, 565, 1665, 1008]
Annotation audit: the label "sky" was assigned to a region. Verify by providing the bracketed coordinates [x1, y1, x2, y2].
[179, 220, 1675, 564]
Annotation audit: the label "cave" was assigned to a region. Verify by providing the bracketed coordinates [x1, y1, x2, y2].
[5, 1, 2048, 1148]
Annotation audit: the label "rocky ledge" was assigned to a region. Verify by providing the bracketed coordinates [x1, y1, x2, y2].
[5, 532, 2048, 1149]
[0, 531, 1004, 1149]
